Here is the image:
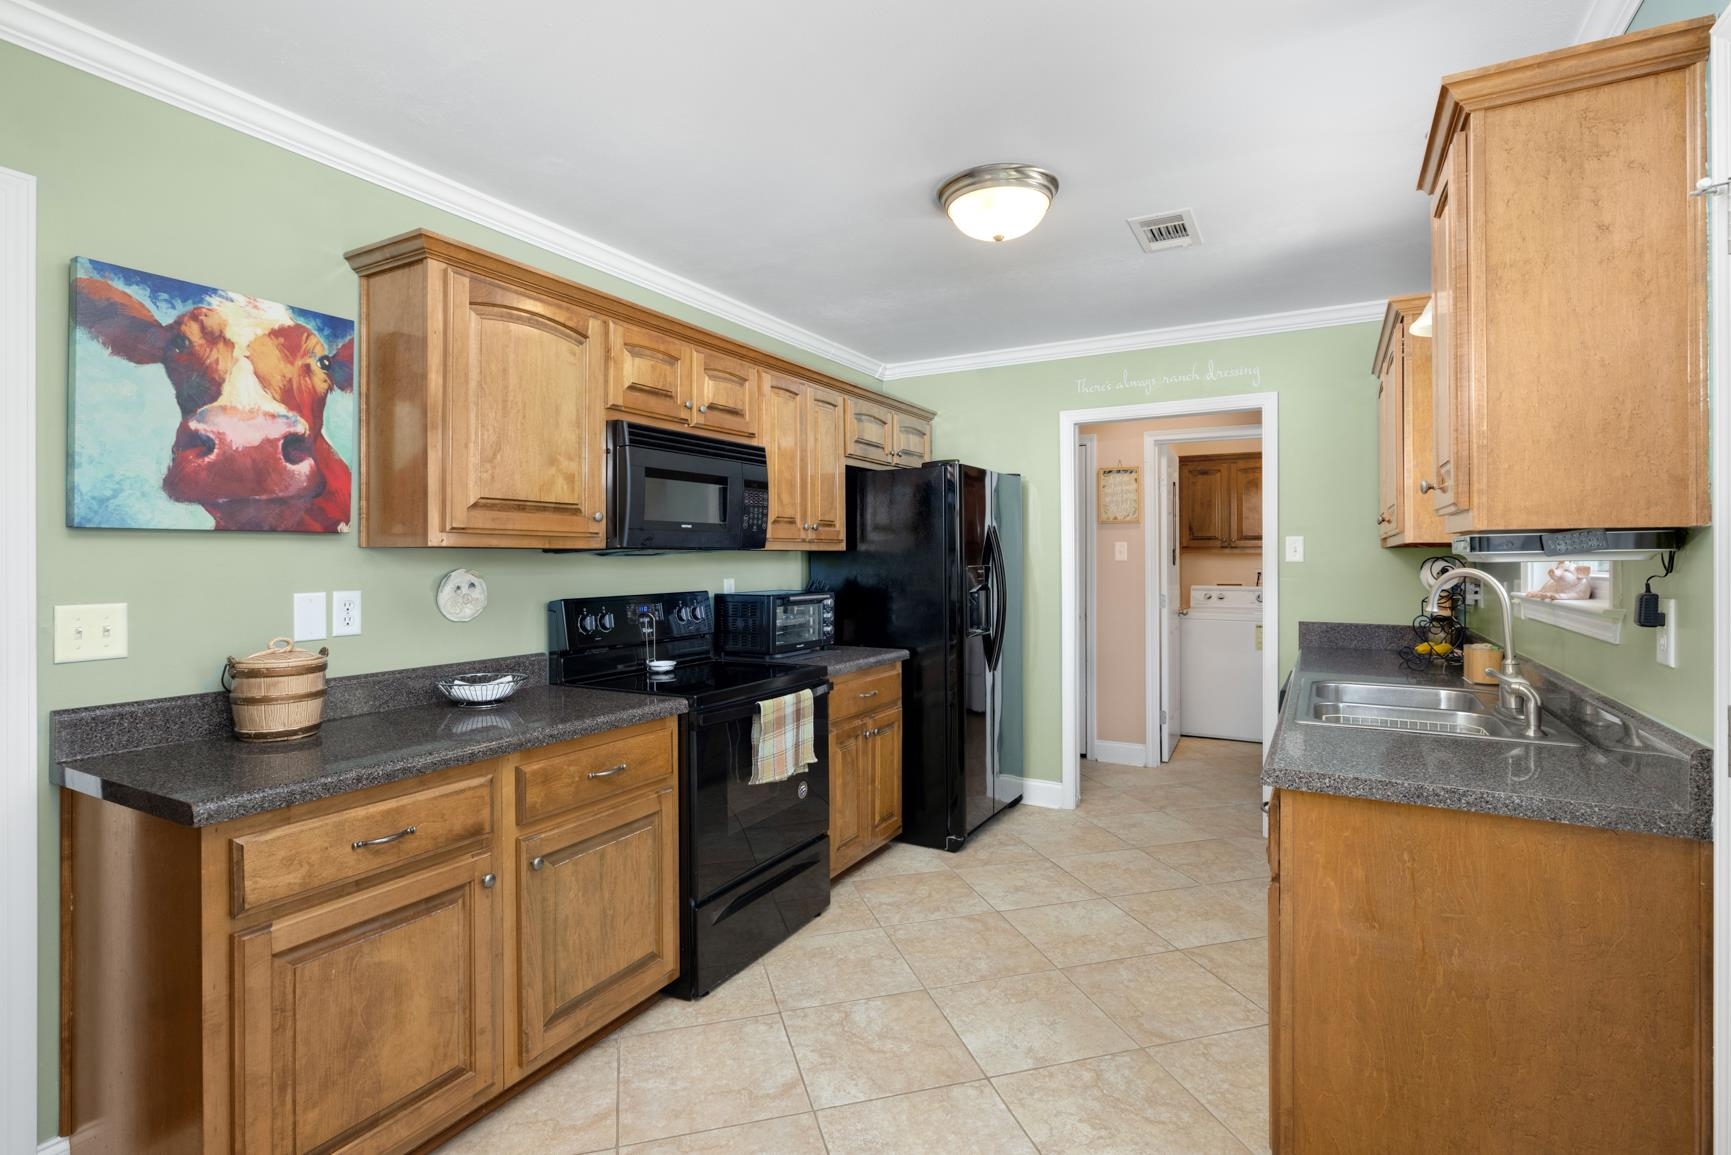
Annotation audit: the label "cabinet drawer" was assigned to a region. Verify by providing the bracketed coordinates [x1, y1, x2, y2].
[830, 665, 902, 724]
[515, 720, 676, 825]
[230, 774, 493, 915]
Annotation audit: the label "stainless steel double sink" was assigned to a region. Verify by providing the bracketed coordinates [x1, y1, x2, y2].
[1296, 678, 1584, 748]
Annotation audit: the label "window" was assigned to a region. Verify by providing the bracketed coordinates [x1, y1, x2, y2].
[1514, 558, 1623, 642]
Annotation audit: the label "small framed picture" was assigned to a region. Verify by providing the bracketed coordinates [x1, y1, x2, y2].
[1097, 466, 1140, 523]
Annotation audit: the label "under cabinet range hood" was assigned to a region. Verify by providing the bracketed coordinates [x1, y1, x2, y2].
[1452, 530, 1683, 562]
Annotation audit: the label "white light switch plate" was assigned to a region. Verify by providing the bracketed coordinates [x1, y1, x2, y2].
[1113, 541, 1128, 561]
[332, 590, 362, 637]
[1656, 599, 1678, 668]
[1284, 536, 1305, 562]
[54, 603, 128, 663]
[723, 578, 736, 594]
[293, 592, 327, 641]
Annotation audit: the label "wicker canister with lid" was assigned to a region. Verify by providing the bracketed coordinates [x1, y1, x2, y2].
[224, 637, 330, 742]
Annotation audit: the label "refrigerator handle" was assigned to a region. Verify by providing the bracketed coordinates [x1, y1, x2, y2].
[984, 525, 1008, 671]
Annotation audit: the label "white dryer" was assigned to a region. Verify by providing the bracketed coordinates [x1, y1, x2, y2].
[1179, 585, 1263, 742]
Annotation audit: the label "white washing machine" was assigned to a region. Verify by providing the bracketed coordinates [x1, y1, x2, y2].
[1179, 585, 1264, 742]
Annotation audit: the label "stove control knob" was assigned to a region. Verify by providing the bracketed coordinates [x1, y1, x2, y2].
[692, 603, 708, 621]
[673, 605, 690, 624]
[577, 611, 599, 636]
[599, 611, 616, 632]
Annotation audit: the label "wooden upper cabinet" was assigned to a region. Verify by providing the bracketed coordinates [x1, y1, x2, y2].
[1374, 295, 1451, 547]
[444, 271, 607, 546]
[691, 348, 758, 438]
[517, 787, 679, 1069]
[1181, 454, 1261, 551]
[762, 373, 810, 547]
[891, 414, 933, 468]
[845, 396, 894, 465]
[806, 385, 846, 544]
[1418, 18, 1711, 530]
[607, 321, 691, 425]
[231, 853, 500, 1154]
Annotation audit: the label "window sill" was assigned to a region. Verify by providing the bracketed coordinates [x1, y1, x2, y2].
[1513, 595, 1624, 643]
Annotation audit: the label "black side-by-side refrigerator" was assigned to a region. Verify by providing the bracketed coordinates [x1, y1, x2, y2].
[809, 462, 1023, 850]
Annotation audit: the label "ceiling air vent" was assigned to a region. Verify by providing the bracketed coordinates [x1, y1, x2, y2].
[1128, 209, 1200, 254]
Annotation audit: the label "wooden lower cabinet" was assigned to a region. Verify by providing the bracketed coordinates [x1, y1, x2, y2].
[63, 716, 680, 1155]
[1269, 789, 1711, 1153]
[828, 664, 904, 877]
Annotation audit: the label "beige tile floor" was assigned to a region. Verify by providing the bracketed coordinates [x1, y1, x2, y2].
[433, 737, 1270, 1155]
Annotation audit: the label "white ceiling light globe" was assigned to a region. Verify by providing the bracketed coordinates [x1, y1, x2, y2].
[938, 165, 1060, 244]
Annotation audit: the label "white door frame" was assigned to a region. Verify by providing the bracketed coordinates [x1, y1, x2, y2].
[0, 166, 41, 1152]
[1076, 433, 1097, 761]
[1058, 393, 1279, 809]
[1707, 11, 1731, 1153]
[1139, 425, 1264, 765]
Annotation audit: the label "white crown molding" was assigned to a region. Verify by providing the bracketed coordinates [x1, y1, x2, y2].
[0, 0, 886, 380]
[1575, 0, 1643, 44]
[880, 299, 1387, 380]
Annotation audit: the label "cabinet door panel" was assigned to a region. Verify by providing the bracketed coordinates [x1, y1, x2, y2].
[692, 349, 758, 438]
[1429, 134, 1470, 520]
[1377, 343, 1401, 541]
[806, 385, 846, 546]
[1230, 462, 1263, 550]
[444, 272, 605, 543]
[1180, 461, 1229, 549]
[762, 373, 808, 547]
[868, 709, 903, 844]
[829, 719, 870, 877]
[607, 321, 692, 425]
[844, 397, 894, 465]
[234, 855, 498, 1155]
[518, 788, 679, 1066]
[890, 414, 932, 468]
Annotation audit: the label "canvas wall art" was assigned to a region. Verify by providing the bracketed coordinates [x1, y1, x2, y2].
[69, 257, 357, 533]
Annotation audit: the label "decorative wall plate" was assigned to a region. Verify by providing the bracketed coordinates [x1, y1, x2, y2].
[436, 568, 489, 622]
[1097, 465, 1141, 523]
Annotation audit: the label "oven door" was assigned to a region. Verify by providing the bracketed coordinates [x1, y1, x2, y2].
[768, 594, 834, 654]
[684, 685, 831, 903]
[613, 441, 746, 551]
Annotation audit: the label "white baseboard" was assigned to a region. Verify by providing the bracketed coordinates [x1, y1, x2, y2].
[1010, 776, 1067, 810]
[39, 1138, 68, 1155]
[1087, 740, 1147, 768]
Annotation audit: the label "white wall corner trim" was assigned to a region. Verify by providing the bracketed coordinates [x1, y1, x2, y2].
[0, 0, 886, 381]
[879, 300, 1386, 381]
[1575, 0, 1643, 44]
[1087, 740, 1147, 768]
[1012, 776, 1067, 810]
[39, 1138, 69, 1155]
[1, 165, 40, 1155]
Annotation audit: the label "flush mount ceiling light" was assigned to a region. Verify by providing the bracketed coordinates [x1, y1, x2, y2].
[937, 163, 1060, 243]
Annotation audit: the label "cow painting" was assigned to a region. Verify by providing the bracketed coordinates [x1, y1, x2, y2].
[69, 258, 356, 533]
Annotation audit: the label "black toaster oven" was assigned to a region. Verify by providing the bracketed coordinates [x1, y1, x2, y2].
[715, 590, 834, 656]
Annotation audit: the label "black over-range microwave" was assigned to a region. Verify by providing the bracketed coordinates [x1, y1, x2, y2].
[605, 421, 769, 551]
[716, 590, 836, 656]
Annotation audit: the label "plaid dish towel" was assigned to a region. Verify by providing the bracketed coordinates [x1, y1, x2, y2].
[750, 689, 816, 785]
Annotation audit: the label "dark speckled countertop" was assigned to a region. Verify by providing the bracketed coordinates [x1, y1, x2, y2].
[54, 669, 686, 827]
[785, 646, 909, 676]
[1267, 628, 1711, 841]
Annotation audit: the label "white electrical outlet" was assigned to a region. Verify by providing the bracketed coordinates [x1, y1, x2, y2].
[1113, 541, 1128, 561]
[1656, 599, 1678, 668]
[54, 603, 128, 663]
[723, 578, 736, 594]
[332, 590, 362, 637]
[293, 592, 327, 641]
[1284, 536, 1305, 563]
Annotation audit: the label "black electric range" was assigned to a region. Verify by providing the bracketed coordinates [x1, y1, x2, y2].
[548, 590, 830, 999]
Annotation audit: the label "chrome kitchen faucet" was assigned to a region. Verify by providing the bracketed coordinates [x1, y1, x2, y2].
[1425, 568, 1544, 739]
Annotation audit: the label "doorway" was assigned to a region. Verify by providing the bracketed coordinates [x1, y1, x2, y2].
[1058, 393, 1279, 809]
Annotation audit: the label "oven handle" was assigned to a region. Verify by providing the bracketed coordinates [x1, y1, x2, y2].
[707, 853, 823, 926]
[690, 682, 829, 726]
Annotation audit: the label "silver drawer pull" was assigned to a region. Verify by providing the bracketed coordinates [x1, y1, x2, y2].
[859, 689, 879, 698]
[896, 449, 921, 457]
[481, 873, 497, 889]
[588, 762, 629, 780]
[531, 856, 546, 871]
[592, 511, 604, 522]
[699, 404, 710, 413]
[1418, 479, 1435, 494]
[352, 825, 416, 849]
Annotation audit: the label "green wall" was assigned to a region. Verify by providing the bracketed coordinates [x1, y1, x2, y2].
[3, 40, 878, 1142]
[1630, 0, 1723, 31]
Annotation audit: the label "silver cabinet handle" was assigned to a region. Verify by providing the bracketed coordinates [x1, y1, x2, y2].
[1418, 480, 1435, 494]
[587, 762, 629, 780]
[683, 400, 694, 409]
[481, 873, 496, 889]
[592, 511, 604, 522]
[531, 856, 546, 871]
[859, 689, 879, 698]
[352, 825, 416, 849]
[896, 449, 921, 458]
[699, 404, 709, 413]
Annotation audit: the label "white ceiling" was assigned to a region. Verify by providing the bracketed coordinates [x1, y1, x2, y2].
[32, 0, 1596, 369]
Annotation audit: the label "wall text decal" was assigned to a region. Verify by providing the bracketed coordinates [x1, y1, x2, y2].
[1073, 361, 1263, 396]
